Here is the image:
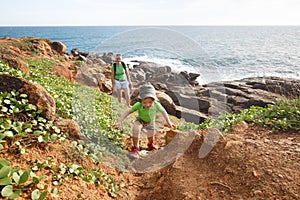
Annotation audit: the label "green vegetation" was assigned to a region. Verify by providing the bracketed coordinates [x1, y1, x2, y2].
[177, 98, 300, 133]
[0, 60, 131, 198]
[25, 59, 133, 154]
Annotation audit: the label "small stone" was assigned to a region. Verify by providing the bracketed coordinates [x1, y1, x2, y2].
[224, 140, 243, 150]
[277, 174, 284, 178]
[253, 170, 258, 177]
[253, 190, 263, 196]
[264, 139, 270, 143]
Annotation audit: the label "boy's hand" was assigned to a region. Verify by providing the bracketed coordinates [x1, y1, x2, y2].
[112, 122, 122, 128]
[170, 123, 177, 129]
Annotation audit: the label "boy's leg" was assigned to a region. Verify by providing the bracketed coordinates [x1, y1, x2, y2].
[132, 121, 143, 148]
[147, 130, 155, 144]
[128, 121, 143, 159]
[146, 127, 157, 151]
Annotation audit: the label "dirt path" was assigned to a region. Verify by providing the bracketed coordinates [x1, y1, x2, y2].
[113, 122, 300, 200]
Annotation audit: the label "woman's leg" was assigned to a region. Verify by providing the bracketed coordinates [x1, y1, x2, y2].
[123, 87, 131, 107]
[117, 89, 122, 103]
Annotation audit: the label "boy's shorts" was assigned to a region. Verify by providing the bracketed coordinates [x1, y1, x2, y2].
[136, 118, 154, 130]
[114, 79, 129, 90]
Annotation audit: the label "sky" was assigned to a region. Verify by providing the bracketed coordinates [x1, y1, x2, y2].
[1, 0, 300, 26]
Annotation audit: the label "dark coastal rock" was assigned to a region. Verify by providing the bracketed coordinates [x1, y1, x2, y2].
[51, 41, 67, 54]
[99, 52, 115, 64]
[127, 61, 299, 123]
[0, 74, 56, 122]
[70, 48, 89, 61]
[179, 71, 200, 86]
[156, 91, 177, 116]
[193, 77, 299, 119]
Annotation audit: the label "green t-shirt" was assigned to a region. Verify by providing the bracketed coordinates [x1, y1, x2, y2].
[111, 63, 126, 80]
[131, 101, 166, 123]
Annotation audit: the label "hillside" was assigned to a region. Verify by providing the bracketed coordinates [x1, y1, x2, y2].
[0, 36, 299, 200]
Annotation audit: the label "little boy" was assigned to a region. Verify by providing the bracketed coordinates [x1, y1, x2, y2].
[112, 84, 176, 159]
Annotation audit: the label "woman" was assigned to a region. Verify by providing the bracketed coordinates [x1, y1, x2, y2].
[111, 54, 132, 107]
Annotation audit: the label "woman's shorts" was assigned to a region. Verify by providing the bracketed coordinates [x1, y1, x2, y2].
[114, 79, 129, 90]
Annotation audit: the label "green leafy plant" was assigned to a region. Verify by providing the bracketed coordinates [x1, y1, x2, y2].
[0, 158, 47, 199]
[0, 90, 66, 149]
[0, 62, 27, 79]
[239, 99, 300, 131]
[31, 189, 47, 200]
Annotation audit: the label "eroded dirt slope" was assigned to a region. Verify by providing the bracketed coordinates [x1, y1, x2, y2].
[116, 123, 300, 200]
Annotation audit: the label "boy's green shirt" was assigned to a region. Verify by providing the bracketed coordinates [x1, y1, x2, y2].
[131, 101, 166, 123]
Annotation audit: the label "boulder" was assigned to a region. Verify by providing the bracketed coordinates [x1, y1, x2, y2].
[0, 74, 56, 122]
[156, 91, 176, 116]
[51, 65, 75, 82]
[0, 48, 30, 75]
[51, 41, 67, 55]
[54, 118, 81, 140]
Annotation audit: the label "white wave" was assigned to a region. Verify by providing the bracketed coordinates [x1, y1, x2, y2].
[123, 56, 197, 73]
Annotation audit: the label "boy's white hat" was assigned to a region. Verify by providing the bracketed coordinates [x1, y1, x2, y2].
[139, 84, 158, 100]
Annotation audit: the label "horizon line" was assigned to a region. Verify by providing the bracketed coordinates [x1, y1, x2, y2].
[1, 24, 300, 27]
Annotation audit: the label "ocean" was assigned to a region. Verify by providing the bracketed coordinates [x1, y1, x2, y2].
[1, 26, 299, 84]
